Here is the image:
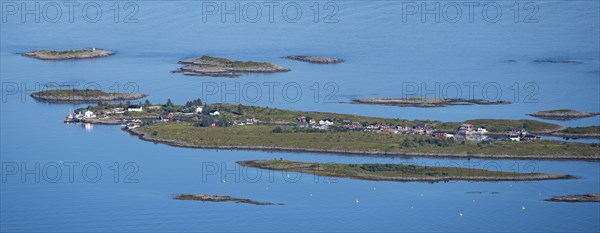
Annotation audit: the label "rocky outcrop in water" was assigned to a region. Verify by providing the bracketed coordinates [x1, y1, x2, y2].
[23, 49, 113, 60]
[174, 194, 282, 205]
[352, 98, 511, 108]
[283, 56, 343, 64]
[173, 56, 290, 77]
[545, 193, 600, 202]
[528, 109, 600, 120]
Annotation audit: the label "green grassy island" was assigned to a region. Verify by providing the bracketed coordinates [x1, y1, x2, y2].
[551, 126, 600, 138]
[352, 98, 511, 108]
[31, 89, 146, 103]
[131, 123, 599, 160]
[528, 109, 600, 120]
[173, 56, 290, 77]
[237, 160, 573, 182]
[70, 100, 599, 160]
[23, 49, 113, 60]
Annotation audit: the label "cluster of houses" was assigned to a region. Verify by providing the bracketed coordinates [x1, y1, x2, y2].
[509, 128, 541, 141]
[234, 118, 259, 126]
[64, 110, 97, 122]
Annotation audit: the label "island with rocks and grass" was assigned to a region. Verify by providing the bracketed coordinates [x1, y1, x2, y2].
[549, 126, 600, 138]
[545, 193, 600, 203]
[352, 98, 511, 108]
[22, 48, 114, 60]
[528, 109, 600, 120]
[68, 99, 598, 160]
[31, 89, 147, 103]
[238, 160, 574, 182]
[174, 194, 282, 205]
[172, 56, 290, 77]
[283, 56, 343, 64]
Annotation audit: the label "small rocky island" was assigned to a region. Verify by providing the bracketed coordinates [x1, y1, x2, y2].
[352, 98, 511, 108]
[528, 109, 600, 120]
[238, 160, 573, 182]
[174, 194, 282, 205]
[545, 193, 600, 203]
[533, 59, 583, 64]
[173, 56, 290, 77]
[23, 49, 114, 60]
[31, 89, 146, 103]
[283, 56, 343, 64]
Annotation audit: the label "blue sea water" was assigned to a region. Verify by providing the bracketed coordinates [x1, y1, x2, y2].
[1, 0, 599, 232]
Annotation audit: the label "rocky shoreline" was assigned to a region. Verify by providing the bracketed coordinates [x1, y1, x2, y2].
[352, 98, 511, 108]
[174, 194, 282, 205]
[124, 127, 600, 161]
[31, 90, 146, 103]
[545, 193, 600, 203]
[23, 49, 114, 60]
[283, 56, 343, 64]
[173, 56, 290, 77]
[528, 109, 600, 120]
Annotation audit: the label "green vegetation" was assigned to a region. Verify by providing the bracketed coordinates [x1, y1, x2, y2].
[35, 89, 110, 97]
[200, 56, 273, 68]
[461, 119, 561, 132]
[238, 160, 573, 181]
[557, 126, 600, 135]
[31, 89, 146, 103]
[136, 123, 599, 159]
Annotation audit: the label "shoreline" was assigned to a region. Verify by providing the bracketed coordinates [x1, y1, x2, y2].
[124, 127, 600, 161]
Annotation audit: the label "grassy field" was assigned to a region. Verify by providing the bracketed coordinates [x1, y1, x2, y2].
[204, 104, 562, 133]
[136, 123, 599, 159]
[237, 160, 572, 181]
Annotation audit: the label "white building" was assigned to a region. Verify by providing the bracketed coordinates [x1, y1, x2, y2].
[195, 106, 203, 113]
[127, 105, 143, 112]
[209, 111, 220, 116]
[84, 110, 96, 118]
[477, 127, 488, 134]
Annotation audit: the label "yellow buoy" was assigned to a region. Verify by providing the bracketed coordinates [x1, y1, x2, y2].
[459, 212, 463, 217]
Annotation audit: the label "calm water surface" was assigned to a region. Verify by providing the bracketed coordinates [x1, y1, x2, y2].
[1, 0, 599, 232]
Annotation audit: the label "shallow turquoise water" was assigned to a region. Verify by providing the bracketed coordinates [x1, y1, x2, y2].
[1, 0, 599, 232]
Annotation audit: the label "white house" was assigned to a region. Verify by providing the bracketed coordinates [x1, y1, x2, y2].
[477, 127, 488, 134]
[127, 105, 143, 112]
[319, 120, 334, 126]
[84, 110, 96, 118]
[209, 110, 220, 116]
[195, 106, 203, 113]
